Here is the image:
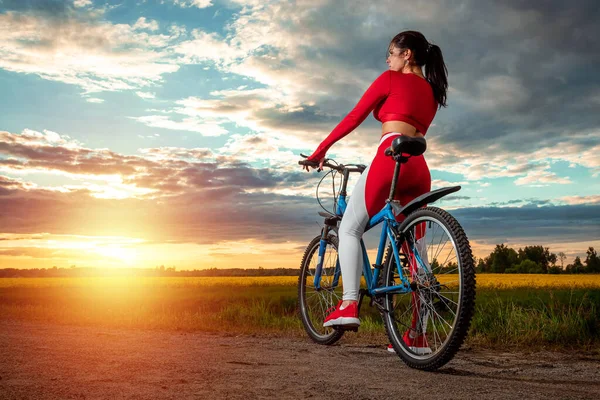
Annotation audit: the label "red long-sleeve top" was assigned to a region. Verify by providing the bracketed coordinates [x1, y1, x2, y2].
[308, 70, 438, 161]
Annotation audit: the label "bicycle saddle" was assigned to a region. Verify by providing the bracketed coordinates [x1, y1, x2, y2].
[390, 136, 427, 157]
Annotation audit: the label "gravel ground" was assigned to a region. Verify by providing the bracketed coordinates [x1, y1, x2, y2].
[1, 320, 599, 399]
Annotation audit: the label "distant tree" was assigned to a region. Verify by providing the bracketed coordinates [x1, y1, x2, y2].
[517, 245, 555, 273]
[430, 258, 440, 272]
[444, 261, 459, 274]
[557, 252, 567, 270]
[548, 265, 562, 274]
[486, 244, 518, 273]
[506, 259, 543, 274]
[566, 256, 584, 274]
[548, 252, 557, 269]
[585, 247, 600, 273]
[476, 257, 486, 273]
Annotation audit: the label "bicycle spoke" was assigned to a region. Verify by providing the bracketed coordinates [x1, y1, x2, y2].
[420, 297, 453, 332]
[435, 293, 459, 309]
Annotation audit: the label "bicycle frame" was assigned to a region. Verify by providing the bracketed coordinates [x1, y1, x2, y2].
[310, 152, 460, 297]
[314, 171, 415, 297]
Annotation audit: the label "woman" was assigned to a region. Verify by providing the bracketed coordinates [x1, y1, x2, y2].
[302, 30, 448, 349]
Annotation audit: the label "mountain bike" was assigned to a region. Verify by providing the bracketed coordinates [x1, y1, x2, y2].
[297, 135, 476, 371]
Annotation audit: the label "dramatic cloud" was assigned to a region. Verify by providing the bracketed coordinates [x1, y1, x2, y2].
[453, 204, 600, 252]
[0, 129, 318, 197]
[0, 129, 322, 244]
[1, 128, 598, 263]
[131, 0, 600, 185]
[0, 4, 180, 93]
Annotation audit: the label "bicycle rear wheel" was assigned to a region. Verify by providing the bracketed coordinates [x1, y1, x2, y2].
[298, 235, 344, 345]
[382, 206, 476, 370]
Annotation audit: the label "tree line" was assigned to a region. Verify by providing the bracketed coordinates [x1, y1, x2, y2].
[475, 245, 599, 274]
[0, 246, 598, 277]
[0, 265, 301, 278]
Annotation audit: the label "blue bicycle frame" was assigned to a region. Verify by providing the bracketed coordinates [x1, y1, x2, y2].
[313, 175, 416, 296]
[329, 194, 413, 295]
[310, 154, 461, 297]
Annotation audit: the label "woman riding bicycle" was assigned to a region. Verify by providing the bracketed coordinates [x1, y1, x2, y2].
[301, 31, 448, 345]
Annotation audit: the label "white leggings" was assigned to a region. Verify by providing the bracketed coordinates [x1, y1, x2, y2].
[338, 163, 371, 301]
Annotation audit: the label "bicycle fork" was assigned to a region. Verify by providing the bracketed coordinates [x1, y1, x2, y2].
[314, 225, 341, 290]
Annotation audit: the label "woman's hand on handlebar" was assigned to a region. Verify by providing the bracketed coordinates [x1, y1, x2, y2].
[302, 157, 325, 172]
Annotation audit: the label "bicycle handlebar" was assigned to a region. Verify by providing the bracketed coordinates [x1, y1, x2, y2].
[299, 154, 365, 173]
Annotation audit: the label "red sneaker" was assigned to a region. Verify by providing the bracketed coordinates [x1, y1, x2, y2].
[387, 344, 395, 353]
[323, 300, 360, 328]
[402, 330, 432, 355]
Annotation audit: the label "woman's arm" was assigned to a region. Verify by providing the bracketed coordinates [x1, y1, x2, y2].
[307, 70, 391, 161]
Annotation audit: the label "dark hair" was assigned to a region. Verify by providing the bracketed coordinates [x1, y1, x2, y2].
[389, 31, 448, 108]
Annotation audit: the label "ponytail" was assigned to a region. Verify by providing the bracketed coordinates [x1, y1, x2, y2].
[425, 44, 448, 108]
[389, 31, 448, 109]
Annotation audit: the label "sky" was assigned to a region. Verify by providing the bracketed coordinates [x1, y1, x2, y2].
[0, 0, 599, 270]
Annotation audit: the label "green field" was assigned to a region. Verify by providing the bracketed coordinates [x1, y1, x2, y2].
[0, 276, 598, 351]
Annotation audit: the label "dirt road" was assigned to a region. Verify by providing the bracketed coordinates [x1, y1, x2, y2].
[0, 320, 599, 399]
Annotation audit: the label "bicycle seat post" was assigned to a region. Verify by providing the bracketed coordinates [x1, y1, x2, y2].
[388, 160, 401, 202]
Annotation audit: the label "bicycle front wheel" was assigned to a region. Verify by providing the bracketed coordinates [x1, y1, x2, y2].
[382, 206, 476, 371]
[298, 234, 344, 345]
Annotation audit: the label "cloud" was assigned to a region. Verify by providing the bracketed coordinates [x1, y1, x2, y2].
[443, 195, 471, 201]
[133, 17, 159, 31]
[0, 168, 318, 246]
[135, 91, 156, 99]
[0, 6, 180, 93]
[0, 127, 316, 201]
[171, 0, 213, 9]
[172, 30, 236, 65]
[431, 179, 469, 189]
[0, 175, 35, 195]
[453, 204, 600, 247]
[73, 0, 93, 8]
[470, 75, 530, 113]
[0, 128, 322, 247]
[131, 115, 229, 136]
[514, 170, 572, 186]
[560, 195, 600, 205]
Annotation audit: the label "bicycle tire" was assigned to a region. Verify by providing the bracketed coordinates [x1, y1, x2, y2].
[298, 234, 345, 345]
[381, 206, 476, 370]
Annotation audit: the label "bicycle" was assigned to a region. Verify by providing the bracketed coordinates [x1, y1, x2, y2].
[297, 135, 476, 371]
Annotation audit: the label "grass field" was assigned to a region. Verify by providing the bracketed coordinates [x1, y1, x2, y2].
[1, 275, 599, 350]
